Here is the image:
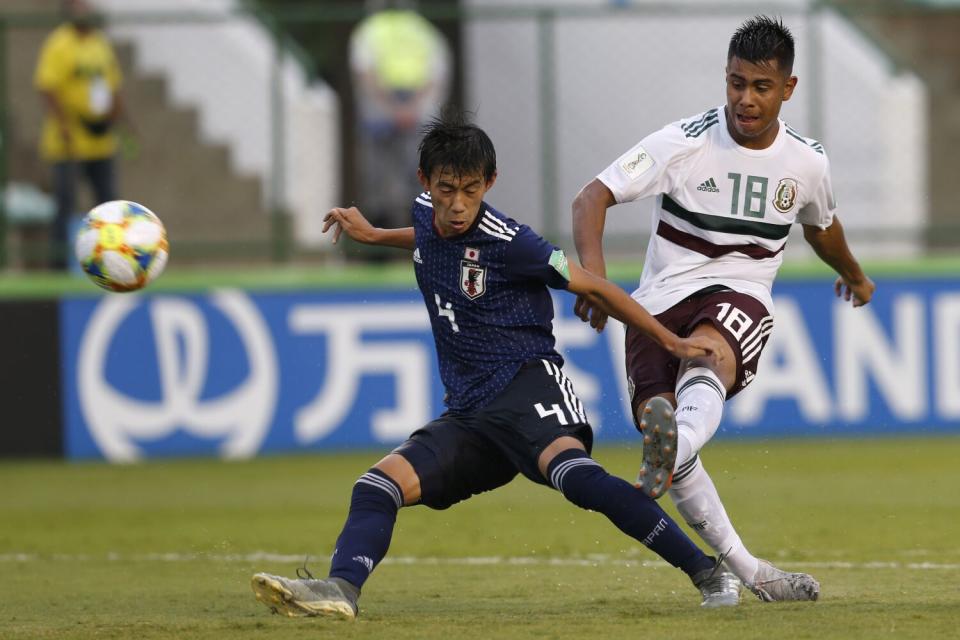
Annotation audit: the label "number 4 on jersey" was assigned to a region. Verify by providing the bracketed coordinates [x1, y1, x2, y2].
[434, 294, 459, 332]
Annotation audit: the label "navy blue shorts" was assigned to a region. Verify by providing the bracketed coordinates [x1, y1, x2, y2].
[393, 359, 593, 510]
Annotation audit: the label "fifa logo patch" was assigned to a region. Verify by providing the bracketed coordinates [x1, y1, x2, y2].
[460, 247, 486, 300]
[773, 178, 799, 213]
[618, 145, 654, 178]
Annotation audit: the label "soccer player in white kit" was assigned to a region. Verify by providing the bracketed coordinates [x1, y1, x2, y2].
[572, 16, 876, 602]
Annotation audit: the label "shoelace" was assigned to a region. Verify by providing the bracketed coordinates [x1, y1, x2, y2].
[697, 548, 740, 599]
[296, 556, 316, 580]
[706, 549, 731, 581]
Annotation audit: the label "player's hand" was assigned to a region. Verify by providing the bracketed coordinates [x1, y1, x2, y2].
[667, 334, 725, 366]
[574, 294, 609, 332]
[834, 275, 875, 307]
[322, 207, 378, 245]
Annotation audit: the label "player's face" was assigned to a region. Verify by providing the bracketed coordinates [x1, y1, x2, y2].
[725, 56, 797, 150]
[419, 167, 497, 238]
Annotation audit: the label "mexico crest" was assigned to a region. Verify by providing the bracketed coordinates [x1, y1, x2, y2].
[460, 247, 486, 299]
[773, 178, 799, 213]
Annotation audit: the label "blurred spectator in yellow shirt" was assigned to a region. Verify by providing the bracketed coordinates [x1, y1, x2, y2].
[349, 0, 451, 257]
[34, 0, 129, 270]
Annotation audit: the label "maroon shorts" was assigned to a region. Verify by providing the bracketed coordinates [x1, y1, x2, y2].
[625, 286, 773, 424]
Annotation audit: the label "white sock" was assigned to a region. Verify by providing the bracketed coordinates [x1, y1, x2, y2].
[669, 456, 760, 585]
[674, 367, 726, 467]
[676, 432, 694, 472]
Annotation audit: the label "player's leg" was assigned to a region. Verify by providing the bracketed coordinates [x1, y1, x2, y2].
[539, 438, 739, 607]
[50, 161, 76, 270]
[668, 442, 820, 601]
[84, 157, 118, 205]
[252, 417, 518, 619]
[669, 290, 773, 470]
[667, 294, 818, 600]
[624, 300, 745, 603]
[326, 453, 418, 587]
[482, 359, 738, 606]
[538, 437, 710, 571]
[669, 453, 819, 601]
[631, 293, 761, 574]
[634, 310, 736, 496]
[655, 320, 762, 584]
[251, 451, 415, 619]
[673, 321, 736, 467]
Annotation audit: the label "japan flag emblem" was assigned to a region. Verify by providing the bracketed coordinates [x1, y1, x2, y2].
[460, 247, 486, 300]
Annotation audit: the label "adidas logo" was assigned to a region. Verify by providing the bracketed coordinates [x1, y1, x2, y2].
[353, 555, 375, 574]
[697, 178, 720, 193]
[413, 248, 423, 264]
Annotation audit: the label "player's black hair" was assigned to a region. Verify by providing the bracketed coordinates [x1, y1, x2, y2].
[418, 109, 497, 183]
[728, 15, 795, 74]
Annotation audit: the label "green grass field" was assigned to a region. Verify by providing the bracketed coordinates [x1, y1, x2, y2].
[1, 254, 959, 298]
[3, 437, 959, 639]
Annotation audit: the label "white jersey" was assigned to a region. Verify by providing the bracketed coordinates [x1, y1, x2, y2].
[597, 106, 835, 316]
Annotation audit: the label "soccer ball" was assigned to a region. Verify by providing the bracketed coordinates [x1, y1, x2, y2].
[75, 200, 169, 292]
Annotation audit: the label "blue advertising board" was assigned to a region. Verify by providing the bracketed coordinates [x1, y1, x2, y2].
[61, 278, 960, 461]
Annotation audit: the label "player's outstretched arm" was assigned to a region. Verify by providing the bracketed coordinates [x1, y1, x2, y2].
[322, 207, 416, 251]
[802, 217, 875, 307]
[566, 262, 723, 362]
[571, 179, 617, 331]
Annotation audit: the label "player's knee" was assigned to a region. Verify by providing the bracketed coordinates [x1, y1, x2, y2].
[675, 367, 725, 451]
[685, 322, 738, 385]
[372, 452, 422, 506]
[537, 436, 587, 478]
[677, 366, 726, 401]
[546, 448, 609, 511]
[350, 468, 404, 513]
[387, 439, 459, 510]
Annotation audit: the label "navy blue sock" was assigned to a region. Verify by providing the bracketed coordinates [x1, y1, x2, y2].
[328, 468, 403, 590]
[547, 449, 713, 577]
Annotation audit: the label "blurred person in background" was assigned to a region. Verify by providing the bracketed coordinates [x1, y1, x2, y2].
[349, 0, 451, 260]
[34, 0, 130, 270]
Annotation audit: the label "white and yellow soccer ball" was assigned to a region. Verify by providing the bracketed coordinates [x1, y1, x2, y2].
[75, 200, 169, 292]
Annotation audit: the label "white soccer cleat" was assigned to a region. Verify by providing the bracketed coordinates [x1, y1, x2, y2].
[748, 560, 820, 602]
[251, 573, 359, 620]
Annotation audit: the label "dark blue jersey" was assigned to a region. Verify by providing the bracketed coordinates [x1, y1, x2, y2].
[412, 192, 571, 412]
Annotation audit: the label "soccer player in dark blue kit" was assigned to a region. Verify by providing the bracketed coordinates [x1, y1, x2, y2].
[250, 114, 741, 619]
